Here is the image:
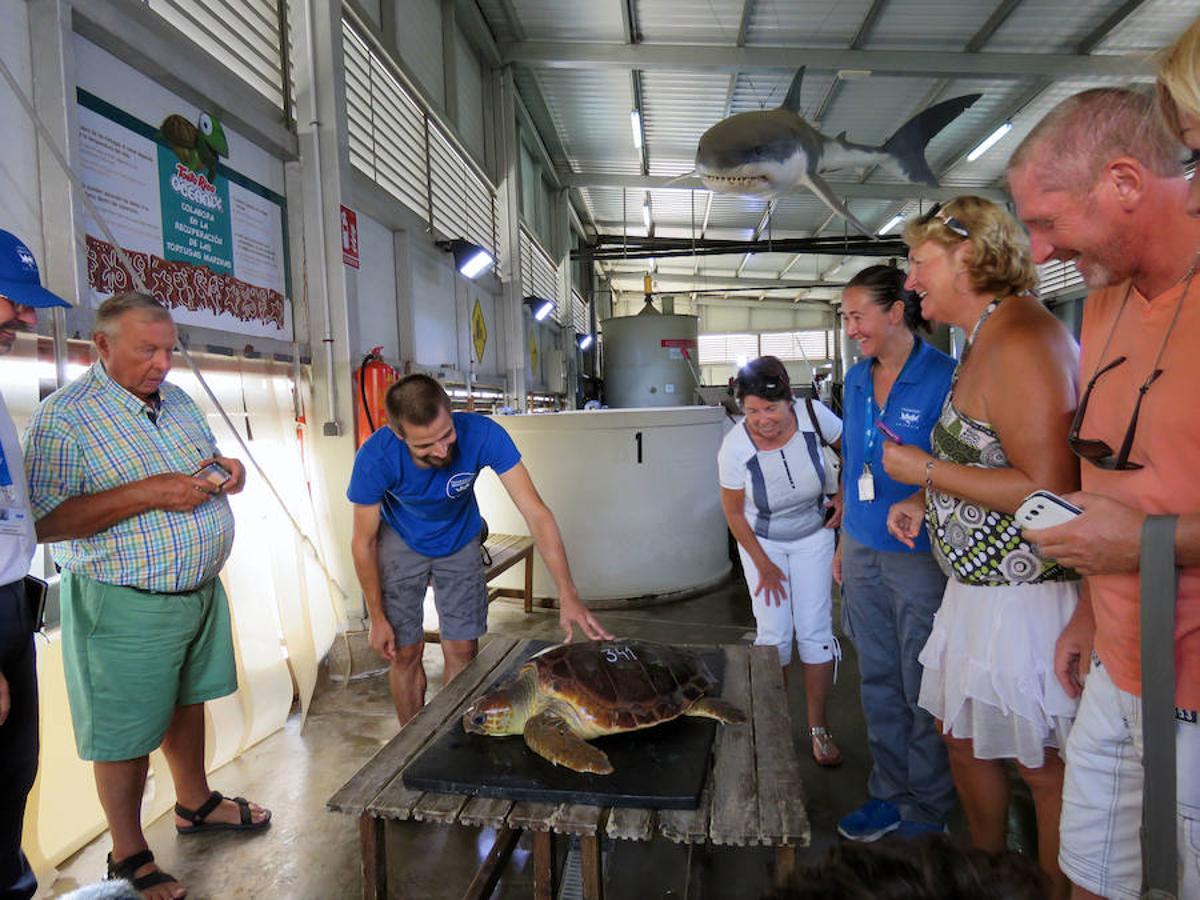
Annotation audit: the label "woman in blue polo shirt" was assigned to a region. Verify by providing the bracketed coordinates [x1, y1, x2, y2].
[834, 265, 958, 842]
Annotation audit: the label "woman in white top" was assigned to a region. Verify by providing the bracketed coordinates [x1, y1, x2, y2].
[718, 356, 844, 765]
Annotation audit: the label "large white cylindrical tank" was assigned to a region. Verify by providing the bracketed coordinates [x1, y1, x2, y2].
[601, 311, 699, 408]
[474, 407, 730, 602]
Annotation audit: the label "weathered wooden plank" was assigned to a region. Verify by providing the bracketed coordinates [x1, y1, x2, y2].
[533, 830, 555, 900]
[658, 779, 712, 845]
[707, 645, 759, 846]
[458, 796, 516, 828]
[359, 814, 386, 900]
[328, 637, 522, 816]
[605, 807, 655, 842]
[464, 827, 521, 900]
[508, 800, 560, 831]
[749, 645, 811, 847]
[552, 804, 606, 836]
[411, 791, 470, 824]
[581, 834, 604, 900]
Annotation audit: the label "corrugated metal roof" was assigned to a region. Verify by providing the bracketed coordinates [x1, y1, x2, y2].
[861, 0, 1000, 51]
[477, 0, 1191, 299]
[637, 0, 745, 45]
[743, 1, 874, 48]
[532, 68, 640, 174]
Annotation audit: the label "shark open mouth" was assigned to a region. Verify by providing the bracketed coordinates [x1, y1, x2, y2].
[699, 174, 771, 187]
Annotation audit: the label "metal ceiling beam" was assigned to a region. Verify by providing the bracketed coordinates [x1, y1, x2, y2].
[735, 0, 755, 46]
[1077, 0, 1147, 54]
[566, 173, 1007, 202]
[965, 0, 1025, 53]
[498, 42, 1151, 79]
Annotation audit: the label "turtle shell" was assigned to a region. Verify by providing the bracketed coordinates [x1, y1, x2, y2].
[527, 640, 715, 736]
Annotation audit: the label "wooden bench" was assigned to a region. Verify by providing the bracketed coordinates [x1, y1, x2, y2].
[328, 637, 810, 899]
[424, 533, 535, 643]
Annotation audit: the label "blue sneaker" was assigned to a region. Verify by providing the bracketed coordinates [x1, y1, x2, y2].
[894, 820, 948, 839]
[837, 799, 901, 842]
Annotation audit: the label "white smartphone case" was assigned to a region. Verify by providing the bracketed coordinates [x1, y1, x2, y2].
[1014, 491, 1082, 529]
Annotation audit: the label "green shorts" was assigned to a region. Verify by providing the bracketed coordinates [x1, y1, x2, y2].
[60, 571, 237, 761]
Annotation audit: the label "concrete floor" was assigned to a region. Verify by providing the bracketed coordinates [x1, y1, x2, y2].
[47, 575, 1036, 899]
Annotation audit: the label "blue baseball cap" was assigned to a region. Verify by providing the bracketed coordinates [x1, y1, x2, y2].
[0, 230, 73, 309]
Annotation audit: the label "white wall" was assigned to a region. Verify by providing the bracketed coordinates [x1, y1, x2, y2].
[395, 0, 444, 108]
[0, 0, 46, 270]
[351, 212, 401, 359]
[410, 237, 461, 368]
[455, 25, 485, 162]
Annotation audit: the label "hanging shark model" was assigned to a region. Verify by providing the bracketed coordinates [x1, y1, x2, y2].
[693, 69, 981, 236]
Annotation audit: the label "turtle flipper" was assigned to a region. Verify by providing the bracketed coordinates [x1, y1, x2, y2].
[684, 698, 747, 724]
[523, 711, 613, 775]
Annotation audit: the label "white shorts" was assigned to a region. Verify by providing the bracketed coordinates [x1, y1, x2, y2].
[1058, 657, 1200, 899]
[738, 528, 836, 667]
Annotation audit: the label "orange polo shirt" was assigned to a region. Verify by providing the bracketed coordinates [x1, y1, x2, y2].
[1079, 276, 1200, 709]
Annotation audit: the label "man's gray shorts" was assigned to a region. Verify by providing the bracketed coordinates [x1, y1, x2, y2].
[378, 525, 487, 647]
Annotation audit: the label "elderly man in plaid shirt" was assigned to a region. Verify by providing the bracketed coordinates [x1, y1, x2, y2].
[25, 292, 269, 900]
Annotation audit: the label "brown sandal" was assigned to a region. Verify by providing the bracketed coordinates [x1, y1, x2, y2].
[811, 726, 843, 767]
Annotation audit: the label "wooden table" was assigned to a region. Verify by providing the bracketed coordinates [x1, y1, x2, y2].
[328, 637, 809, 899]
[425, 534, 536, 643]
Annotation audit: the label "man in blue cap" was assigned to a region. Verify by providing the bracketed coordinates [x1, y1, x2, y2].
[0, 229, 71, 900]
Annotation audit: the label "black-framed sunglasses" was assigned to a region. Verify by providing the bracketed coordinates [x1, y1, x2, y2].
[1067, 355, 1163, 471]
[916, 202, 970, 238]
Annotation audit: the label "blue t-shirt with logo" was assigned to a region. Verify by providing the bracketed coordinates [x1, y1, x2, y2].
[347, 412, 521, 557]
[842, 337, 955, 553]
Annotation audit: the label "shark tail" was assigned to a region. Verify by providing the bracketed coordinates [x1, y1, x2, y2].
[881, 94, 982, 186]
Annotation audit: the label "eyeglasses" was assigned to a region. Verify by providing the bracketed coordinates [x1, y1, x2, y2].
[916, 202, 969, 238]
[1067, 356, 1162, 470]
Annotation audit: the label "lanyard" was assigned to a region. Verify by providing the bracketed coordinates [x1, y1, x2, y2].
[863, 337, 918, 462]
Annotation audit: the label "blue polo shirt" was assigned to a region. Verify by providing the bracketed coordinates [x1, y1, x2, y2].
[346, 412, 521, 557]
[841, 337, 955, 553]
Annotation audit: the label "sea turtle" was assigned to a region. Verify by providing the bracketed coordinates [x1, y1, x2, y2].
[461, 640, 746, 775]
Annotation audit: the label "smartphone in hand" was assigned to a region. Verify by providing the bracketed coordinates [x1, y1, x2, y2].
[876, 420, 903, 444]
[1014, 490, 1082, 529]
[192, 459, 233, 490]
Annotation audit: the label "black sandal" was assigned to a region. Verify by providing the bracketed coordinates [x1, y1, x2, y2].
[107, 848, 184, 896]
[175, 790, 271, 835]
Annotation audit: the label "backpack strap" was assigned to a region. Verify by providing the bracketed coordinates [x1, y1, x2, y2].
[804, 396, 829, 447]
[1140, 514, 1179, 900]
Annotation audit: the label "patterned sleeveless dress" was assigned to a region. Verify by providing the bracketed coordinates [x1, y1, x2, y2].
[916, 298, 1079, 767]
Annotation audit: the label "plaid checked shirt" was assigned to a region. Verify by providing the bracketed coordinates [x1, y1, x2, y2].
[23, 362, 235, 592]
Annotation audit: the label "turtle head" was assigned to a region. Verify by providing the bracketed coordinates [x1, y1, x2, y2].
[462, 668, 536, 736]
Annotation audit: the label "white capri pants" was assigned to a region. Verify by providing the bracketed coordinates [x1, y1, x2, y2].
[738, 527, 837, 668]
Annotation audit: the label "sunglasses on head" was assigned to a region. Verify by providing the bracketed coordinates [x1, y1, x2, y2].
[916, 202, 970, 238]
[737, 370, 790, 400]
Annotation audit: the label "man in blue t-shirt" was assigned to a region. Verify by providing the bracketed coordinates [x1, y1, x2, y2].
[348, 374, 611, 724]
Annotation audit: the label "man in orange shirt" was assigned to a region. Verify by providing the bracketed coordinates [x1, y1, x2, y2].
[1008, 88, 1200, 899]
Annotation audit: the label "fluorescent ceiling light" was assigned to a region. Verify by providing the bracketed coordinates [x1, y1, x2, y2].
[837, 69, 872, 80]
[967, 121, 1013, 162]
[878, 213, 905, 234]
[630, 109, 643, 150]
[577, 333, 595, 350]
[641, 201, 651, 230]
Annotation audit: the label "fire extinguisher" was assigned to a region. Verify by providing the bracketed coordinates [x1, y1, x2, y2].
[354, 347, 399, 447]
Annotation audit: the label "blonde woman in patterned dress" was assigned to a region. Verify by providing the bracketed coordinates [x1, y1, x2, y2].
[880, 196, 1079, 898]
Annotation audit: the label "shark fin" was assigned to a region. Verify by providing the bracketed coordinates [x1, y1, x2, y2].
[780, 68, 805, 113]
[801, 172, 874, 238]
[882, 94, 982, 186]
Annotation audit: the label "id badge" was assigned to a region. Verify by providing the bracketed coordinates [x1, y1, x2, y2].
[857, 465, 876, 503]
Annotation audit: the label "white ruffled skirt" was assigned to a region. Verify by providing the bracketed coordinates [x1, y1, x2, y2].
[917, 578, 1079, 769]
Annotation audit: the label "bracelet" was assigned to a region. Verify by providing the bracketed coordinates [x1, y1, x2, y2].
[924, 459, 936, 491]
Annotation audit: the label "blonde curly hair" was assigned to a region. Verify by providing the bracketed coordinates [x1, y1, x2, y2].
[1157, 16, 1200, 141]
[902, 196, 1037, 298]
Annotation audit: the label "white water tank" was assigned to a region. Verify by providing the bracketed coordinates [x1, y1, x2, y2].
[601, 308, 699, 408]
[474, 407, 730, 603]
